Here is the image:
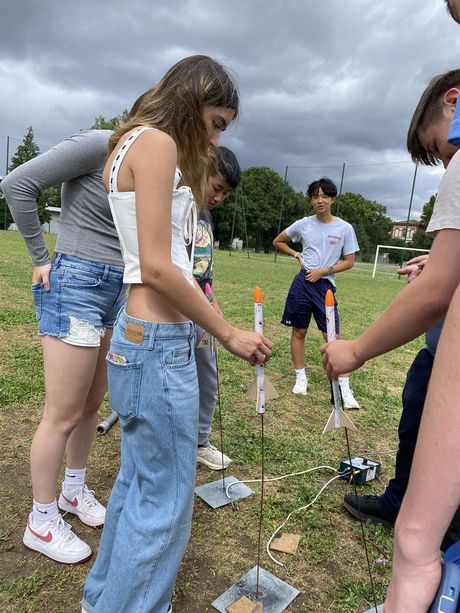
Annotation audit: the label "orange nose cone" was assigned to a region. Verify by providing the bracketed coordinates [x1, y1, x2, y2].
[325, 289, 334, 307]
[254, 286, 263, 303]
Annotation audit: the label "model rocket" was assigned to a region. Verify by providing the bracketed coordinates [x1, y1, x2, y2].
[322, 289, 357, 433]
[247, 287, 278, 413]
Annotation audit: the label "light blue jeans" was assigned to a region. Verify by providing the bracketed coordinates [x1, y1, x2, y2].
[82, 309, 198, 613]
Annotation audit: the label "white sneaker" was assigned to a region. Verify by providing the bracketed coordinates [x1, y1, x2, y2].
[23, 513, 92, 564]
[292, 378, 308, 395]
[197, 444, 232, 470]
[59, 484, 105, 528]
[340, 387, 360, 409]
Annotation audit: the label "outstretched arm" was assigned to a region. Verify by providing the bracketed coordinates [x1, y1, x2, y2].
[383, 281, 460, 613]
[320, 229, 460, 378]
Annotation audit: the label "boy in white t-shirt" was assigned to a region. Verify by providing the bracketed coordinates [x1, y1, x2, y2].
[273, 177, 360, 408]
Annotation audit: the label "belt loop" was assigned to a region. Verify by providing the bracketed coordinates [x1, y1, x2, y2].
[151, 323, 159, 349]
[52, 252, 62, 266]
[103, 265, 109, 281]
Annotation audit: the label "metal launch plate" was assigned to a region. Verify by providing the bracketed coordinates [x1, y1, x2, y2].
[195, 476, 253, 509]
[212, 566, 300, 612]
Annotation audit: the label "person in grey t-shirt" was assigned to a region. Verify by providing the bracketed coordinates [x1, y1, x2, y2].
[273, 177, 360, 408]
[1, 129, 127, 564]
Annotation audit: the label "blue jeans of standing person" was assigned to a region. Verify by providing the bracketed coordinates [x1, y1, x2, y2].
[380, 348, 434, 514]
[82, 310, 198, 613]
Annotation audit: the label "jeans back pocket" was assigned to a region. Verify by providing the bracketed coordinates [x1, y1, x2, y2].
[107, 356, 143, 425]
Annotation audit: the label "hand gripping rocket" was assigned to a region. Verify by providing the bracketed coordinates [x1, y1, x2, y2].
[323, 289, 357, 433]
[247, 287, 278, 413]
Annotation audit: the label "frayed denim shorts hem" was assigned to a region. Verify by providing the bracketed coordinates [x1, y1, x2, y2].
[32, 253, 127, 347]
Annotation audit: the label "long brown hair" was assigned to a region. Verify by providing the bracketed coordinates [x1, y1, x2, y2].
[109, 56, 239, 205]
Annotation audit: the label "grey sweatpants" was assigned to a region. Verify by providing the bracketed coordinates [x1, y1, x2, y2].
[195, 325, 218, 446]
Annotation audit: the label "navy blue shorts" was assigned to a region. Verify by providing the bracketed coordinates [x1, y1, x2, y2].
[281, 272, 340, 333]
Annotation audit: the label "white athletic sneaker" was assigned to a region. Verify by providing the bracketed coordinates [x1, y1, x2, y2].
[292, 378, 308, 395]
[197, 444, 232, 470]
[23, 513, 92, 564]
[340, 387, 360, 409]
[58, 484, 105, 528]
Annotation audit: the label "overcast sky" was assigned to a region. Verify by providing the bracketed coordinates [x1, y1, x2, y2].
[1, 0, 459, 220]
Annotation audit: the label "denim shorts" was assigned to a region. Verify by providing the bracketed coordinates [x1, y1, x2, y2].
[31, 253, 127, 347]
[281, 271, 340, 333]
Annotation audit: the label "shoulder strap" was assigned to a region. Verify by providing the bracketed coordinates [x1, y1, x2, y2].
[109, 127, 153, 194]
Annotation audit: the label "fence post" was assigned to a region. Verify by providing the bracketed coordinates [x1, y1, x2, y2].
[335, 162, 346, 216]
[273, 165, 289, 263]
[228, 185, 239, 256]
[239, 182, 250, 258]
[3, 135, 10, 230]
[400, 164, 418, 266]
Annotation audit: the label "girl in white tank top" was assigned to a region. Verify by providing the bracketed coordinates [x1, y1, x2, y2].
[82, 56, 272, 613]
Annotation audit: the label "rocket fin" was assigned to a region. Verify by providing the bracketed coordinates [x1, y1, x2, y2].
[264, 377, 279, 401]
[197, 332, 211, 349]
[247, 378, 258, 400]
[322, 407, 357, 434]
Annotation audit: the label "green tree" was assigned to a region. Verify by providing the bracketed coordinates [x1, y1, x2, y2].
[213, 166, 309, 252]
[333, 192, 394, 261]
[1, 126, 52, 229]
[90, 111, 129, 131]
[410, 194, 435, 249]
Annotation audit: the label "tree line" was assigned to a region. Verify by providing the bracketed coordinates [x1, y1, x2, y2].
[1, 123, 435, 258]
[213, 166, 434, 261]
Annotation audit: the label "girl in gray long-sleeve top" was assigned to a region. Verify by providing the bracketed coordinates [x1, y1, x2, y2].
[1, 130, 127, 564]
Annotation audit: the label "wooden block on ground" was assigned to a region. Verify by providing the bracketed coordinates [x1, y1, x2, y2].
[270, 533, 301, 554]
[226, 595, 263, 613]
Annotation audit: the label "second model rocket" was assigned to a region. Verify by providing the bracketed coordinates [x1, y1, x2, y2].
[323, 289, 357, 433]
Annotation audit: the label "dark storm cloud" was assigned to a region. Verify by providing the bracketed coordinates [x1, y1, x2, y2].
[1, 0, 459, 217]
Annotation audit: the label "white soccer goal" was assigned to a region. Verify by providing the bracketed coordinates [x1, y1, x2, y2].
[372, 244, 430, 278]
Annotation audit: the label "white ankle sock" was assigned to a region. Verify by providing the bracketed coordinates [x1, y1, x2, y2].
[32, 499, 59, 526]
[295, 368, 307, 381]
[338, 377, 350, 389]
[63, 467, 86, 493]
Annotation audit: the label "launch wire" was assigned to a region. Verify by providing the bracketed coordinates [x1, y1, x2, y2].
[344, 426, 380, 613]
[266, 471, 347, 567]
[224, 465, 340, 498]
[214, 343, 228, 491]
[255, 409, 265, 599]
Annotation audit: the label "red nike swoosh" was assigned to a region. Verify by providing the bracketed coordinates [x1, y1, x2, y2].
[61, 493, 79, 508]
[27, 517, 52, 543]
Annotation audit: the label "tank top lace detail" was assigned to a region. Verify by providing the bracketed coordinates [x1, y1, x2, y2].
[107, 127, 197, 285]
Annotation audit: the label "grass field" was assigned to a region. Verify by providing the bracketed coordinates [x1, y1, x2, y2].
[0, 230, 424, 613]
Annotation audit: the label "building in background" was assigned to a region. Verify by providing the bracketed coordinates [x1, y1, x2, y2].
[390, 219, 422, 241]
